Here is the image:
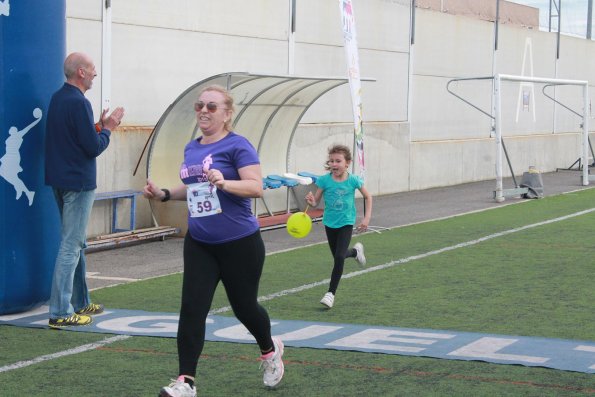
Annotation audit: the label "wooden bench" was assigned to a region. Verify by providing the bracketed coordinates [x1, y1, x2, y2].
[94, 189, 143, 233]
[86, 226, 181, 252]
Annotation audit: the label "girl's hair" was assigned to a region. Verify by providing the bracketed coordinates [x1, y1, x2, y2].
[324, 144, 352, 170]
[198, 84, 235, 131]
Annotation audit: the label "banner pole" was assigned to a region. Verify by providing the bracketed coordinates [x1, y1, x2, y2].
[339, 0, 365, 181]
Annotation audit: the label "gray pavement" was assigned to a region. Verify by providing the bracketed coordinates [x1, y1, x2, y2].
[86, 170, 591, 290]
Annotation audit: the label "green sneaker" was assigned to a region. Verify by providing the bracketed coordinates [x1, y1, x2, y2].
[49, 313, 92, 329]
[76, 303, 104, 315]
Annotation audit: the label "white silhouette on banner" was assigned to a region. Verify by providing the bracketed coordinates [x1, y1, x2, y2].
[0, 108, 42, 206]
[0, 0, 10, 17]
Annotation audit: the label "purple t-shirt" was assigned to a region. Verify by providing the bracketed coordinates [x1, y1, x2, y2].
[181, 132, 260, 243]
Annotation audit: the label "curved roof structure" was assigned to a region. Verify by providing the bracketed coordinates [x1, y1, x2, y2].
[146, 72, 374, 186]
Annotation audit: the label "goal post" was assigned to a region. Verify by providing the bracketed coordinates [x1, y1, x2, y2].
[493, 74, 590, 202]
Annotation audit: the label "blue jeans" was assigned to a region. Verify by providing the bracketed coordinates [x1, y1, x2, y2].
[49, 188, 95, 319]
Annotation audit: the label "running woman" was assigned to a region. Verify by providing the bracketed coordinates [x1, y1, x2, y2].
[144, 85, 284, 396]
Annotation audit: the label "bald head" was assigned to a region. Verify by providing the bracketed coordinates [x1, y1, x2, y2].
[63, 52, 97, 93]
[64, 52, 92, 79]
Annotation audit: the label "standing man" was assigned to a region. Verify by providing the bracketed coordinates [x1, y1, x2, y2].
[45, 52, 124, 328]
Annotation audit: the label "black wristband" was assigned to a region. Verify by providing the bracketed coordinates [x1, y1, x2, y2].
[161, 188, 170, 202]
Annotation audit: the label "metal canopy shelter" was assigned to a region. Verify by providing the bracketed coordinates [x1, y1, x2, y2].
[146, 72, 374, 187]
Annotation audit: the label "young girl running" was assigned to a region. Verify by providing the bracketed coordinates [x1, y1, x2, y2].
[305, 144, 372, 308]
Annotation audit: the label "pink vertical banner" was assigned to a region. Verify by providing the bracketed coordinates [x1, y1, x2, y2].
[339, 0, 365, 179]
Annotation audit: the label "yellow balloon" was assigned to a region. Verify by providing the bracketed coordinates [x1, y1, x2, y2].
[286, 211, 312, 238]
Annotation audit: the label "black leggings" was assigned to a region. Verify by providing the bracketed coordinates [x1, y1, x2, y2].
[178, 231, 273, 377]
[324, 225, 356, 295]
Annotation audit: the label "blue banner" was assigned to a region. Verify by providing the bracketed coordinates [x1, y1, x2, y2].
[0, 0, 65, 314]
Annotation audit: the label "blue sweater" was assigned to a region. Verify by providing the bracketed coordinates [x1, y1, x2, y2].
[45, 83, 111, 191]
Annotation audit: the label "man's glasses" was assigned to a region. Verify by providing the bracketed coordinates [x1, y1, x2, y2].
[194, 101, 222, 113]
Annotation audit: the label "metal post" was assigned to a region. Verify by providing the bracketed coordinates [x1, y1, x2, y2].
[549, 0, 553, 32]
[494, 74, 504, 202]
[548, 0, 562, 59]
[408, 0, 416, 123]
[494, 0, 500, 51]
[411, 0, 416, 45]
[583, 84, 590, 185]
[588, 0, 593, 39]
[101, 0, 112, 111]
[491, 0, 500, 138]
[557, 0, 561, 59]
[288, 0, 296, 74]
[549, 0, 561, 34]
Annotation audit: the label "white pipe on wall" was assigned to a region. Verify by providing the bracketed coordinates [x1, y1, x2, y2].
[101, 0, 112, 112]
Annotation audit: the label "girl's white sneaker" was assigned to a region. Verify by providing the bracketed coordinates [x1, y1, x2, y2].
[320, 292, 335, 308]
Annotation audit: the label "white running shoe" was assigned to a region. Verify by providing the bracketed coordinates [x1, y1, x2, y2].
[260, 337, 285, 387]
[320, 292, 334, 308]
[159, 376, 196, 397]
[353, 242, 366, 266]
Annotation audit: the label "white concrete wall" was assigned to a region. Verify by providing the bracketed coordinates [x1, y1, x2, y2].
[407, 7, 594, 193]
[64, 1, 595, 236]
[88, 128, 153, 236]
[67, 0, 291, 126]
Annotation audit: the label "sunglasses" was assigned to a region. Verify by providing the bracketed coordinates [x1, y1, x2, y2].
[194, 101, 224, 113]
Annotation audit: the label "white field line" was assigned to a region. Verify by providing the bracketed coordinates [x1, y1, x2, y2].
[89, 193, 523, 289]
[89, 187, 593, 290]
[4, 207, 593, 373]
[86, 272, 139, 282]
[210, 207, 595, 314]
[267, 187, 595, 255]
[0, 335, 130, 373]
